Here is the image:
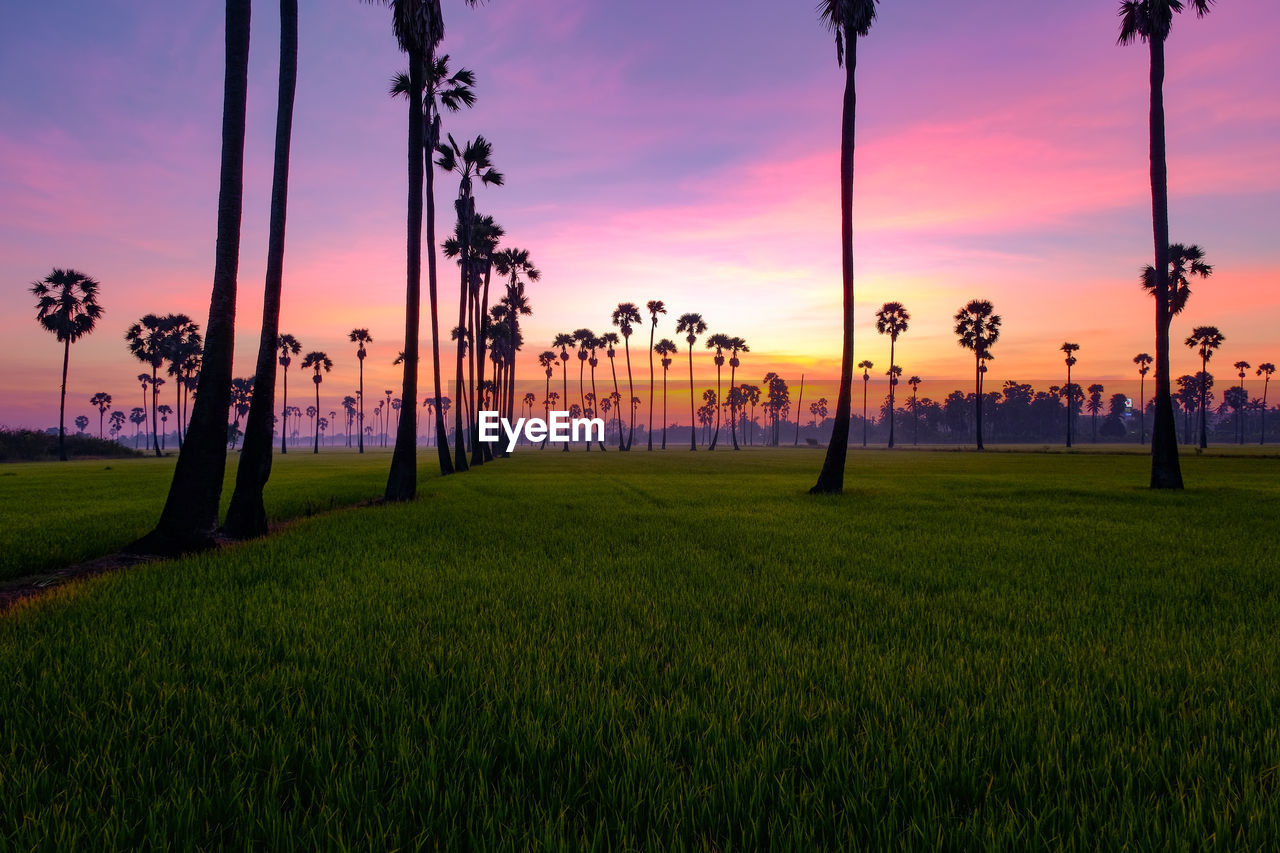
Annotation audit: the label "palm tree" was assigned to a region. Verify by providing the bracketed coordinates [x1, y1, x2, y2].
[675, 313, 706, 450]
[156, 406, 172, 449]
[349, 329, 372, 453]
[1257, 363, 1275, 445]
[600, 332, 624, 449]
[742, 383, 761, 445]
[1060, 342, 1080, 447]
[537, 350, 556, 446]
[857, 359, 873, 447]
[90, 392, 112, 439]
[874, 302, 909, 448]
[703, 334, 731, 450]
[572, 328, 594, 448]
[1086, 384, 1105, 442]
[1185, 325, 1224, 449]
[74, 414, 90, 436]
[611, 303, 642, 450]
[109, 410, 126, 441]
[129, 407, 146, 449]
[301, 351, 333, 453]
[645, 300, 667, 449]
[724, 336, 749, 450]
[392, 52, 476, 478]
[1120, 0, 1214, 488]
[493, 247, 538, 429]
[1133, 352, 1153, 444]
[586, 334, 607, 451]
[126, 314, 168, 458]
[907, 376, 921, 445]
[654, 338, 678, 449]
[274, 334, 302, 453]
[954, 300, 1001, 450]
[811, 0, 878, 494]
[141, 0, 251, 552]
[552, 332, 574, 452]
[437, 136, 503, 470]
[158, 314, 202, 448]
[1233, 361, 1250, 444]
[229, 377, 255, 448]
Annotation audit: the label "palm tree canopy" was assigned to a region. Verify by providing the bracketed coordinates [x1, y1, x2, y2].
[874, 302, 910, 339]
[1185, 326, 1225, 359]
[675, 312, 707, 340]
[1141, 243, 1212, 317]
[612, 303, 642, 337]
[302, 351, 333, 374]
[1118, 0, 1214, 45]
[30, 268, 103, 344]
[647, 300, 667, 321]
[654, 338, 678, 358]
[954, 300, 1002, 357]
[818, 0, 879, 66]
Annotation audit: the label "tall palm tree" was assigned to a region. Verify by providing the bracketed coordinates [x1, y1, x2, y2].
[572, 328, 594, 449]
[1060, 342, 1080, 447]
[493, 247, 537, 428]
[1120, 0, 1214, 488]
[857, 359, 873, 446]
[874, 301, 909, 448]
[1257, 363, 1275, 446]
[126, 314, 168, 458]
[438, 137, 502, 469]
[1185, 325, 1224, 449]
[302, 351, 333, 454]
[811, 0, 878, 495]
[90, 392, 113, 440]
[954, 300, 1001, 450]
[141, 0, 251, 553]
[274, 334, 301, 453]
[157, 407, 173, 448]
[704, 333, 731, 450]
[908, 375, 921, 445]
[645, 300, 666, 450]
[537, 349, 556, 447]
[109, 410, 126, 441]
[725, 336, 749, 449]
[392, 52, 476, 478]
[223, 1, 300, 536]
[675, 312, 706, 450]
[586, 334, 607, 451]
[159, 314, 202, 448]
[654, 338, 678, 449]
[552, 332, 574, 452]
[349, 329, 372, 453]
[130, 407, 146, 449]
[1087, 384, 1105, 442]
[611, 303, 642, 450]
[1133, 352, 1153, 444]
[1233, 360, 1250, 444]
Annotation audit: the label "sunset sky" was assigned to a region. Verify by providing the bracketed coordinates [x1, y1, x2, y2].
[2, 0, 1276, 430]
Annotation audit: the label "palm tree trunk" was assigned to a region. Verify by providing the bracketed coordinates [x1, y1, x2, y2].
[358, 358, 365, 453]
[471, 259, 492, 465]
[313, 381, 321, 454]
[888, 341, 897, 448]
[1065, 366, 1072, 448]
[622, 338, 635, 450]
[686, 344, 696, 450]
[709, 362, 722, 450]
[661, 367, 668, 449]
[281, 368, 289, 453]
[424, 126, 452, 475]
[647, 323, 656, 450]
[140, 0, 250, 553]
[225, 0, 296, 537]
[1199, 354, 1209, 449]
[811, 30, 856, 494]
[57, 338, 70, 461]
[793, 374, 805, 447]
[387, 49, 426, 501]
[150, 365, 162, 457]
[729, 361, 739, 450]
[560, 361, 569, 452]
[975, 357, 984, 450]
[862, 380, 868, 447]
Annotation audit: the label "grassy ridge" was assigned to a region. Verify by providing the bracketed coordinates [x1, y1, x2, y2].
[2, 450, 1279, 848]
[0, 450, 392, 580]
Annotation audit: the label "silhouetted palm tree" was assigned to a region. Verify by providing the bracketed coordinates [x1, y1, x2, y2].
[109, 410, 126, 441]
[875, 302, 909, 448]
[1258, 363, 1275, 445]
[273, 334, 302, 453]
[1233, 360, 1250, 444]
[157, 406, 173, 449]
[572, 328, 595, 450]
[675, 312, 706, 450]
[143, 0, 251, 552]
[645, 300, 666, 449]
[586, 334, 607, 451]
[553, 332, 573, 452]
[1133, 352, 1152, 443]
[1120, 0, 1214, 488]
[1087, 384, 1105, 442]
[74, 414, 89, 436]
[159, 314, 202, 448]
[222, 0, 298, 536]
[812, 0, 878, 495]
[349, 329, 372, 453]
[704, 333, 731, 450]
[537, 350, 556, 442]
[126, 314, 168, 458]
[90, 392, 112, 440]
[600, 332, 624, 449]
[724, 336, 749, 450]
[130, 407, 146, 449]
[1185, 325, 1224, 449]
[857, 359, 873, 447]
[392, 51, 476, 478]
[907, 376, 921, 445]
[1060, 342, 1080, 447]
[302, 351, 333, 453]
[612, 303, 642, 450]
[955, 300, 1001, 450]
[654, 338, 678, 449]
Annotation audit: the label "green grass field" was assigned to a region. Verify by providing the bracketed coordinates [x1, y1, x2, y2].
[2, 449, 1279, 848]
